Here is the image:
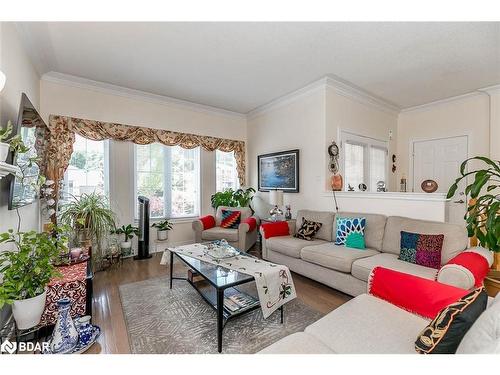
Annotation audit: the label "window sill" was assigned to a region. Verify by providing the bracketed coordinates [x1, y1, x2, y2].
[134, 216, 199, 225]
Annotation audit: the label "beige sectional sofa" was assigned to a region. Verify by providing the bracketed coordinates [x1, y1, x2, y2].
[259, 292, 500, 354]
[260, 210, 485, 295]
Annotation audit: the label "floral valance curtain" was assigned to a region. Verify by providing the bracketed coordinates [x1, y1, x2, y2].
[43, 115, 246, 217]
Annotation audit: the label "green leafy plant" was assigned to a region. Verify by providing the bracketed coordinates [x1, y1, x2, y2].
[211, 187, 256, 209]
[112, 224, 139, 242]
[0, 225, 68, 308]
[152, 219, 173, 231]
[233, 187, 256, 207]
[59, 192, 116, 266]
[447, 156, 500, 252]
[0, 121, 13, 142]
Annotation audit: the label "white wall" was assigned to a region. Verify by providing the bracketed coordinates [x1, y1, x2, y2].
[247, 84, 398, 217]
[489, 89, 500, 161]
[247, 87, 328, 213]
[0, 23, 41, 236]
[325, 86, 398, 191]
[397, 94, 491, 189]
[40, 78, 247, 248]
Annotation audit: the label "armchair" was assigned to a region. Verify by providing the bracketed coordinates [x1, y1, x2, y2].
[192, 206, 260, 252]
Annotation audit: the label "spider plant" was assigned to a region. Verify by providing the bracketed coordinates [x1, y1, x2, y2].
[447, 156, 500, 253]
[59, 192, 116, 269]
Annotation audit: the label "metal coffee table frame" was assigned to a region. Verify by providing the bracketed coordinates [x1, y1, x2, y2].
[169, 248, 284, 353]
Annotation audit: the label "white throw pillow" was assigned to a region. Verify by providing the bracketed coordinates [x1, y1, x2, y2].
[457, 293, 500, 354]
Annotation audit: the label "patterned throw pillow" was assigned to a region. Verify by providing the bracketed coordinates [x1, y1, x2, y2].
[294, 218, 322, 241]
[415, 287, 488, 354]
[220, 209, 241, 229]
[335, 217, 366, 249]
[399, 231, 444, 269]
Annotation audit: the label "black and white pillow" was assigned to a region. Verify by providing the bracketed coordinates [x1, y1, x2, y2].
[294, 218, 322, 241]
[415, 287, 488, 354]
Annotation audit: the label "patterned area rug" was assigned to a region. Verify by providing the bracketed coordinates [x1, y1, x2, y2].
[119, 276, 323, 354]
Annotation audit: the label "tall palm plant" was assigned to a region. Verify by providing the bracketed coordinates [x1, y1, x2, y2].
[59, 192, 116, 269]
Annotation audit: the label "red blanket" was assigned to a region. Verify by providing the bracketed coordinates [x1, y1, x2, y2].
[368, 267, 468, 319]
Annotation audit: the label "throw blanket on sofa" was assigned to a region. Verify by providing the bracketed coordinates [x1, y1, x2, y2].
[160, 243, 296, 318]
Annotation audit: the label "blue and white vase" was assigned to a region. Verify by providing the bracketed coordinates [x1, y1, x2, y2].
[50, 298, 79, 354]
[75, 315, 93, 346]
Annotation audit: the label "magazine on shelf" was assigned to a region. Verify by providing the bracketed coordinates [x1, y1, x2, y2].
[224, 291, 258, 312]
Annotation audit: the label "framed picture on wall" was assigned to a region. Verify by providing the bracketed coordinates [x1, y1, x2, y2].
[258, 149, 299, 193]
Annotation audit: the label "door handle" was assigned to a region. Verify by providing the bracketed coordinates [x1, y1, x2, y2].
[453, 199, 465, 204]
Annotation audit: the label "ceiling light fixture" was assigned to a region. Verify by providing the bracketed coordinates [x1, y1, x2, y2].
[0, 70, 6, 92]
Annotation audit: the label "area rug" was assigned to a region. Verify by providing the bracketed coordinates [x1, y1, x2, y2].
[119, 276, 324, 354]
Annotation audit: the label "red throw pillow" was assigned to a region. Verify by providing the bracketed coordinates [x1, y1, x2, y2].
[220, 209, 241, 229]
[199, 215, 216, 230]
[261, 221, 290, 239]
[242, 217, 257, 232]
[368, 267, 469, 319]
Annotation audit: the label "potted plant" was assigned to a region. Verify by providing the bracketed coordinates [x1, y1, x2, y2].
[0, 226, 68, 329]
[112, 224, 139, 256]
[447, 156, 500, 268]
[152, 219, 173, 241]
[59, 192, 116, 269]
[210, 187, 256, 212]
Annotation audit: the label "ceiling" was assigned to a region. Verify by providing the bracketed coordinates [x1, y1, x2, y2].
[17, 22, 500, 113]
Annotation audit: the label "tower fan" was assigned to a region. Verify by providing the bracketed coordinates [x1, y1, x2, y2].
[135, 196, 152, 260]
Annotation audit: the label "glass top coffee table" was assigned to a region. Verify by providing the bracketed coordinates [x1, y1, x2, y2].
[168, 245, 284, 353]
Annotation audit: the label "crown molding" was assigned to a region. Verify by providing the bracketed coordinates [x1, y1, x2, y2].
[41, 72, 247, 120]
[247, 75, 400, 119]
[478, 83, 500, 94]
[246, 77, 329, 119]
[324, 75, 400, 115]
[400, 91, 486, 113]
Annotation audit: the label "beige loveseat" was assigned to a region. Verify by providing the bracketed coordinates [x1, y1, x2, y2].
[260, 210, 489, 295]
[192, 206, 260, 252]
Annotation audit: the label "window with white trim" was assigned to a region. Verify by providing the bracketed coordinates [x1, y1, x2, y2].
[341, 131, 388, 192]
[63, 134, 109, 198]
[134, 144, 200, 219]
[216, 150, 239, 192]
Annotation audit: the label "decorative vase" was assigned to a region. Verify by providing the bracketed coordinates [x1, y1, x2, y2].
[330, 174, 343, 191]
[75, 315, 93, 346]
[12, 289, 47, 330]
[50, 298, 79, 354]
[157, 230, 168, 241]
[70, 247, 82, 260]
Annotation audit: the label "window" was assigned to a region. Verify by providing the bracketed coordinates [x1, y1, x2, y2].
[135, 144, 200, 219]
[216, 150, 239, 192]
[64, 134, 109, 198]
[341, 131, 388, 192]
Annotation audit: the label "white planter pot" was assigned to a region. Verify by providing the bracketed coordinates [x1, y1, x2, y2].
[0, 142, 9, 162]
[121, 241, 132, 256]
[12, 290, 47, 330]
[157, 230, 168, 241]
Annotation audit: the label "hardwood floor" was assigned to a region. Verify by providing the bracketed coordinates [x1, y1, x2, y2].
[88, 246, 351, 354]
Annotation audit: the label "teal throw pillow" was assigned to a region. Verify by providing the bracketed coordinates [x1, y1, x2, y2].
[335, 217, 366, 249]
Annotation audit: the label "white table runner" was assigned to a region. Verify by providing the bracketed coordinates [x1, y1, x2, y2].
[161, 243, 296, 319]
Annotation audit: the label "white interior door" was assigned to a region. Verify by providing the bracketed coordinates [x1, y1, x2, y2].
[412, 136, 468, 225]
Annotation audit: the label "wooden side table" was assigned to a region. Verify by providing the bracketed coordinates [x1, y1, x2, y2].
[484, 270, 500, 297]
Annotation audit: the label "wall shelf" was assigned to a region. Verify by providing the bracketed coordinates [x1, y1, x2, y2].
[0, 161, 20, 180]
